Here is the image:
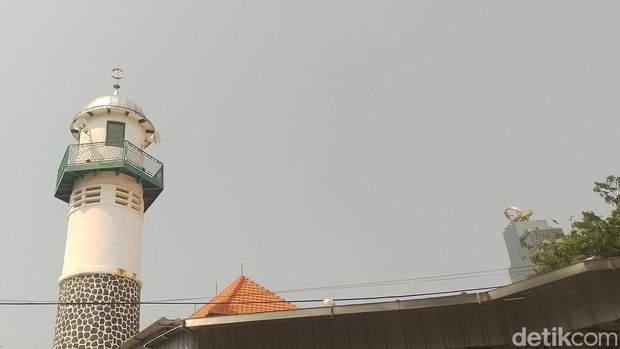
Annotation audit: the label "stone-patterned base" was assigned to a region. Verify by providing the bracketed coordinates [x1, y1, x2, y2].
[52, 273, 141, 349]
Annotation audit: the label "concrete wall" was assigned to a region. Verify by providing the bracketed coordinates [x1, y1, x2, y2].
[79, 113, 147, 149]
[60, 172, 144, 283]
[503, 220, 550, 282]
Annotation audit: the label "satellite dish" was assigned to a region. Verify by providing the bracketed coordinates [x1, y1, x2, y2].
[504, 206, 533, 223]
[74, 117, 88, 131]
[146, 132, 161, 145]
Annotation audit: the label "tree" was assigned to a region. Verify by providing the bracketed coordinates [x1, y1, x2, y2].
[532, 175, 620, 274]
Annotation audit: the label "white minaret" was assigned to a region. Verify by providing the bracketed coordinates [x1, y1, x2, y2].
[52, 69, 163, 349]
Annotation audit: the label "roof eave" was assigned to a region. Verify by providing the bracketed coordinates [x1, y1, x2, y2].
[488, 255, 619, 300]
[118, 318, 184, 349]
[121, 256, 620, 349]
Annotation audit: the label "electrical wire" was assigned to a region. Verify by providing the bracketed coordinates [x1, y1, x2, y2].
[0, 264, 533, 305]
[149, 265, 534, 303]
[0, 285, 502, 306]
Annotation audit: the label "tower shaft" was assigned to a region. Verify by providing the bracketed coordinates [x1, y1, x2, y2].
[53, 79, 163, 349]
[53, 172, 145, 349]
[53, 273, 140, 349]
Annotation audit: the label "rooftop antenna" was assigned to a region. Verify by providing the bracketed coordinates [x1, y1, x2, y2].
[111, 68, 124, 95]
[241, 262, 244, 276]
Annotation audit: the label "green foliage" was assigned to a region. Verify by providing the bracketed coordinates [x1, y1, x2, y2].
[532, 175, 620, 274]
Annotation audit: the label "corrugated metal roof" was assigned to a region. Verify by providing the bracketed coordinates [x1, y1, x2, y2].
[121, 256, 620, 349]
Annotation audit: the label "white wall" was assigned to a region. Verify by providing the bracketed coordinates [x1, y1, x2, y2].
[60, 172, 144, 283]
[79, 113, 147, 149]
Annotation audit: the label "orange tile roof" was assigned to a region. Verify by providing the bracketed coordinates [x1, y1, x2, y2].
[190, 276, 297, 318]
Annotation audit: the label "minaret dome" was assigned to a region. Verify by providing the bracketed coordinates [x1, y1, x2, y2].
[70, 92, 157, 149]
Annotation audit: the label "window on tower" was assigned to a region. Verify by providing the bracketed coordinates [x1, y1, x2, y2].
[106, 121, 126, 146]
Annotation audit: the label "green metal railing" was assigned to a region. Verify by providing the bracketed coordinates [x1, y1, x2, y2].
[56, 140, 164, 195]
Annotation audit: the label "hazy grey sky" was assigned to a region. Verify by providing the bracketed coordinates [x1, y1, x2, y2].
[1, 1, 619, 347]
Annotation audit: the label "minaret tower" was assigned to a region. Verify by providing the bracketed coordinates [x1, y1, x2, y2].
[52, 69, 164, 349]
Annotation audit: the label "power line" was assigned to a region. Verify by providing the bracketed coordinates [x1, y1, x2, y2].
[0, 265, 532, 305]
[0, 285, 502, 306]
[150, 265, 534, 303]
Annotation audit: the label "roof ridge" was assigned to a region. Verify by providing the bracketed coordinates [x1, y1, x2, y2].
[242, 277, 292, 303]
[226, 276, 247, 301]
[190, 275, 296, 318]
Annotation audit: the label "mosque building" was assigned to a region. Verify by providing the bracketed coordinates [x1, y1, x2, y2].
[51, 73, 620, 349]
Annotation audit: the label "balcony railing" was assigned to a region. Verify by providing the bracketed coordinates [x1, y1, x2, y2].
[55, 140, 164, 210]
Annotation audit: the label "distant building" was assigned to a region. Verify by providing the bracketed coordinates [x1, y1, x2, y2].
[502, 207, 564, 282]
